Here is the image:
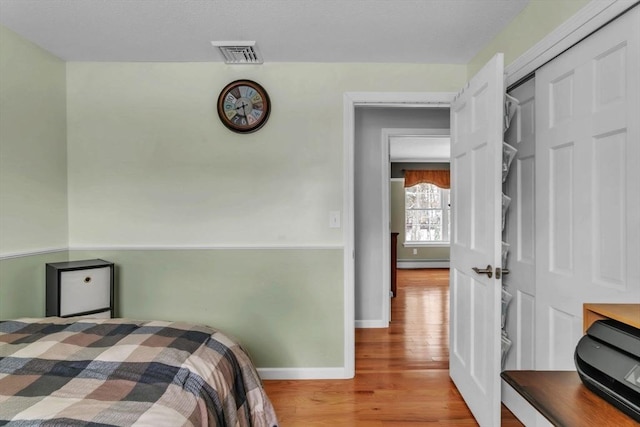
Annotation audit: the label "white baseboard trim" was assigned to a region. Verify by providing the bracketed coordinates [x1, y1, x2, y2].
[355, 319, 388, 328]
[257, 367, 351, 380]
[397, 260, 450, 269]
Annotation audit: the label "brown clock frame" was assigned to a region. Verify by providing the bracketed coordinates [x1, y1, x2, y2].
[216, 79, 271, 134]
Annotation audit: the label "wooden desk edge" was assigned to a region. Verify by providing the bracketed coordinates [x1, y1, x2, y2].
[501, 371, 563, 427]
[502, 370, 640, 427]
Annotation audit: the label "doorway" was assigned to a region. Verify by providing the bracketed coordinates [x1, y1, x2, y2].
[342, 91, 456, 377]
[386, 130, 451, 323]
[354, 109, 450, 329]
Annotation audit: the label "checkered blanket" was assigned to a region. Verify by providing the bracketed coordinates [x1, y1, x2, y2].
[0, 317, 278, 427]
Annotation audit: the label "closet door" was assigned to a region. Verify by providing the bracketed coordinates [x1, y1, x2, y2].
[503, 78, 536, 370]
[535, 6, 640, 370]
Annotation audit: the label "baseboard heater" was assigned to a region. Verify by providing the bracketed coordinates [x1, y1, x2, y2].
[397, 259, 449, 269]
[575, 319, 640, 422]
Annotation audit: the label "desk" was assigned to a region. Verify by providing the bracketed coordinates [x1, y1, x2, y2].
[501, 370, 638, 426]
[583, 303, 640, 332]
[503, 304, 639, 426]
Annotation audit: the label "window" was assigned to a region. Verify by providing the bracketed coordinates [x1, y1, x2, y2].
[405, 183, 450, 245]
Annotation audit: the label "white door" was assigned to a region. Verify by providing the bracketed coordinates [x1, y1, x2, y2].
[535, 6, 640, 370]
[450, 53, 505, 427]
[502, 78, 537, 370]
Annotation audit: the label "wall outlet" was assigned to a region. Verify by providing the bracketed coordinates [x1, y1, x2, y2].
[413, 248, 418, 255]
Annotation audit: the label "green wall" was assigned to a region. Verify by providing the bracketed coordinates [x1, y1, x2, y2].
[65, 62, 466, 248]
[63, 63, 465, 358]
[68, 249, 343, 368]
[468, 0, 590, 75]
[0, 26, 68, 319]
[0, 251, 68, 318]
[0, 26, 68, 255]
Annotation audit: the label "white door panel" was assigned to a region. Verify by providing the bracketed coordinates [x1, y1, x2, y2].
[516, 290, 536, 369]
[450, 53, 504, 427]
[535, 6, 640, 370]
[503, 77, 536, 370]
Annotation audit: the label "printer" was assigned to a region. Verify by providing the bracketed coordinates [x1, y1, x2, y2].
[575, 318, 640, 422]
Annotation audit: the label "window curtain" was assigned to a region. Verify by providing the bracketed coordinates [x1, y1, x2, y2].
[404, 170, 450, 189]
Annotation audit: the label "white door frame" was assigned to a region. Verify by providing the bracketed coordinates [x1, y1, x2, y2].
[341, 0, 630, 380]
[343, 92, 455, 378]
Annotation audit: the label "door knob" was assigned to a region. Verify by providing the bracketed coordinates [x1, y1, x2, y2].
[472, 265, 493, 278]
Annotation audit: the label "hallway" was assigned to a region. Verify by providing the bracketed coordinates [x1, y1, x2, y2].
[263, 269, 522, 426]
[356, 268, 450, 371]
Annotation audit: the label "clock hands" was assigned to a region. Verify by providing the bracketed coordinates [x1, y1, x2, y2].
[235, 101, 249, 116]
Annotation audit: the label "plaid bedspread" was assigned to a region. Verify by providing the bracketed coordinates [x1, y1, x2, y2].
[0, 317, 278, 427]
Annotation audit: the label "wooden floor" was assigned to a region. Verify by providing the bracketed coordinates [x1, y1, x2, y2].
[263, 269, 523, 426]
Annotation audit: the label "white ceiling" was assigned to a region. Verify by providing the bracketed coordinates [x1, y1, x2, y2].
[390, 136, 450, 162]
[0, 0, 530, 63]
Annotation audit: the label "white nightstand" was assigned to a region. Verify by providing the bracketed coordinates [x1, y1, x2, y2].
[46, 259, 114, 318]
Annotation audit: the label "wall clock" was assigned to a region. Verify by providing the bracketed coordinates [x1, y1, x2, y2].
[217, 80, 271, 133]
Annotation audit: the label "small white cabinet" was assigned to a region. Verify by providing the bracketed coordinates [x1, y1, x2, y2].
[46, 259, 114, 318]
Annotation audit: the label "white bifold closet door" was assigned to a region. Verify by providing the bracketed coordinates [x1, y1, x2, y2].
[503, 77, 536, 371]
[535, 5, 640, 370]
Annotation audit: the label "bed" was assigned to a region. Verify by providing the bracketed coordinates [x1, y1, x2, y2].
[0, 317, 279, 426]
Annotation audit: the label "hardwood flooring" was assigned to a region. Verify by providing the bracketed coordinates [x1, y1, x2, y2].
[263, 268, 523, 426]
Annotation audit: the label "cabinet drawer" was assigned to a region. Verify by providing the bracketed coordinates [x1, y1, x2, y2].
[74, 309, 112, 319]
[60, 267, 111, 316]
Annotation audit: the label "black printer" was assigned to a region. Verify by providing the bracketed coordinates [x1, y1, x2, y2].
[575, 318, 640, 422]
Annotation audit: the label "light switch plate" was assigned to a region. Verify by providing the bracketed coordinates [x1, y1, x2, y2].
[329, 211, 341, 228]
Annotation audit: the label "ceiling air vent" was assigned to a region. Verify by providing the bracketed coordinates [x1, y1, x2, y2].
[211, 41, 263, 64]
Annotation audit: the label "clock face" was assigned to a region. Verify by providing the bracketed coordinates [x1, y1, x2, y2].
[217, 80, 270, 133]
